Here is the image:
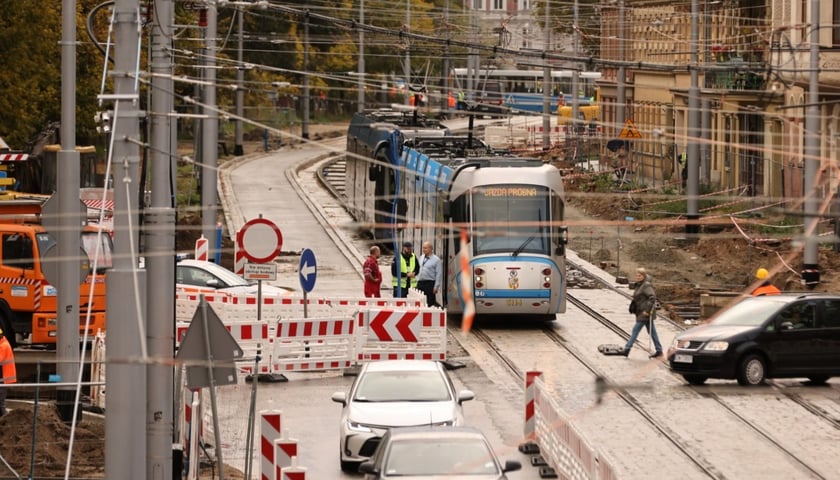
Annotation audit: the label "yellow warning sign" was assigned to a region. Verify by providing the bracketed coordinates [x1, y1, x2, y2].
[619, 119, 642, 139]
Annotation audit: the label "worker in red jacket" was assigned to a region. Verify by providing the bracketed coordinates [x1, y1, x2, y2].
[0, 327, 16, 416]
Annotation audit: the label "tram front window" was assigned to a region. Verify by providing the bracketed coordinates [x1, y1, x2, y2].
[472, 185, 550, 255]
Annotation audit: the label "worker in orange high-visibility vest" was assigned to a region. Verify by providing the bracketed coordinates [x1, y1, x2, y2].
[448, 92, 456, 109]
[0, 327, 16, 416]
[752, 268, 781, 296]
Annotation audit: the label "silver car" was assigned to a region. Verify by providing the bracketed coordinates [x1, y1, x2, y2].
[359, 426, 522, 479]
[331, 360, 475, 473]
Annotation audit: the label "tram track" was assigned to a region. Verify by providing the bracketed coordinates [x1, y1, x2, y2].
[310, 138, 839, 479]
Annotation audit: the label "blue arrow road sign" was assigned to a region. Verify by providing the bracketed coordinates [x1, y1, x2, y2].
[299, 248, 317, 293]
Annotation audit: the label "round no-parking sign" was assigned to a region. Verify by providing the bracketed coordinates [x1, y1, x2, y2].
[236, 217, 283, 263]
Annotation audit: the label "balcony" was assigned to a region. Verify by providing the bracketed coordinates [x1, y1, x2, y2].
[705, 52, 767, 92]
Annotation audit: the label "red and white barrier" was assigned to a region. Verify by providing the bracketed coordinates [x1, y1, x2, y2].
[195, 235, 209, 261]
[279, 457, 306, 480]
[524, 371, 540, 441]
[355, 308, 447, 361]
[273, 432, 298, 479]
[272, 316, 355, 372]
[525, 372, 618, 480]
[260, 410, 282, 480]
[234, 243, 247, 275]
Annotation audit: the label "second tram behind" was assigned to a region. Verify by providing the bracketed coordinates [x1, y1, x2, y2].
[345, 108, 567, 318]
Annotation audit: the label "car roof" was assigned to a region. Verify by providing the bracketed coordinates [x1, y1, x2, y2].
[385, 426, 487, 441]
[361, 359, 443, 373]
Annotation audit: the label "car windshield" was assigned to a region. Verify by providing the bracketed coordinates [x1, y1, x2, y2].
[384, 438, 499, 476]
[710, 297, 787, 326]
[354, 371, 451, 402]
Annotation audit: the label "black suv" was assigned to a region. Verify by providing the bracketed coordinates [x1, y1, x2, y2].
[668, 293, 840, 386]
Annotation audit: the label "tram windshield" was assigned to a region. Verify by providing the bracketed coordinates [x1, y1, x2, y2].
[472, 185, 550, 255]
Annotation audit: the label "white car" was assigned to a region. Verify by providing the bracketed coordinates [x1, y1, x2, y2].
[176, 259, 294, 297]
[331, 360, 475, 473]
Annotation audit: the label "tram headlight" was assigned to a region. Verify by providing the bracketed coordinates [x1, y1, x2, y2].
[542, 268, 552, 276]
[543, 281, 551, 288]
[474, 267, 485, 276]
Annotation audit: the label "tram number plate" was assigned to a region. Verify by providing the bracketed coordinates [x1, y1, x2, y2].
[674, 354, 693, 363]
[506, 299, 522, 307]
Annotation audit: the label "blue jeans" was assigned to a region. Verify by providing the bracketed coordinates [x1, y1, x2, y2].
[624, 318, 662, 353]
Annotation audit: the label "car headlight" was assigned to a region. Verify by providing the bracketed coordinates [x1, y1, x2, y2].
[347, 421, 373, 433]
[703, 341, 729, 351]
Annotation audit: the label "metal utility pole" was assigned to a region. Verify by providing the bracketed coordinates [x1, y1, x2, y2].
[106, 0, 146, 478]
[404, 0, 411, 106]
[442, 0, 450, 115]
[234, 6, 244, 155]
[56, 0, 82, 424]
[147, 0, 176, 478]
[303, 11, 310, 139]
[358, 0, 365, 111]
[803, 0, 820, 287]
[541, 0, 551, 150]
[686, 0, 700, 234]
[201, 3, 219, 253]
[616, 0, 625, 134]
[571, 0, 580, 127]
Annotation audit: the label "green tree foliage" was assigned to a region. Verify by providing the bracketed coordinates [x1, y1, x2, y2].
[0, 1, 104, 148]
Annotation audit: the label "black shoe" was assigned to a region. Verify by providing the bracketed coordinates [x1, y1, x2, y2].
[619, 348, 630, 357]
[649, 351, 663, 359]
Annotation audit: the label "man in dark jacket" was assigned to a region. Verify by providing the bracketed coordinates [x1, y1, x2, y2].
[622, 268, 663, 358]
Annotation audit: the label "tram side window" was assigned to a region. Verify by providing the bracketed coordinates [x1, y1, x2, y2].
[2, 233, 35, 270]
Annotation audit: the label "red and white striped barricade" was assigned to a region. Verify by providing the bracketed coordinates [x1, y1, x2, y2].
[175, 292, 230, 323]
[234, 243, 247, 275]
[175, 321, 272, 376]
[273, 431, 298, 479]
[260, 410, 282, 480]
[355, 308, 447, 362]
[530, 372, 618, 480]
[279, 457, 306, 480]
[195, 235, 209, 261]
[524, 371, 541, 442]
[272, 316, 355, 372]
[225, 296, 334, 323]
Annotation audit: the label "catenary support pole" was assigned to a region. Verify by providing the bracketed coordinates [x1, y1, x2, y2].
[147, 0, 176, 478]
[106, 0, 147, 478]
[57, 0, 82, 424]
[803, 0, 821, 288]
[686, 0, 700, 234]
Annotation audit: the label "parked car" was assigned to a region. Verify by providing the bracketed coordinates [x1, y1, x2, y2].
[176, 259, 294, 296]
[359, 426, 521, 479]
[331, 360, 475, 473]
[668, 293, 840, 386]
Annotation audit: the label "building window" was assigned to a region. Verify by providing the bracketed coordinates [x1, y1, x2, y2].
[473, 0, 482, 10]
[493, 0, 503, 9]
[834, 0, 840, 46]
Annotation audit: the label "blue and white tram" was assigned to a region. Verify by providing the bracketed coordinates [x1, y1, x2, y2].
[345, 108, 568, 318]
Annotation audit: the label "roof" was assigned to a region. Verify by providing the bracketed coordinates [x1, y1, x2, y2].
[362, 359, 442, 373]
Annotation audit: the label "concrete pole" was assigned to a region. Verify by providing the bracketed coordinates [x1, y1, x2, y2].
[541, 0, 551, 149]
[571, 0, 580, 129]
[147, 0, 176, 478]
[803, 0, 821, 287]
[234, 6, 244, 155]
[358, 0, 365, 111]
[106, 0, 146, 478]
[404, 0, 411, 106]
[686, 0, 700, 234]
[303, 11, 310, 139]
[57, 0, 82, 424]
[616, 0, 625, 133]
[201, 3, 219, 252]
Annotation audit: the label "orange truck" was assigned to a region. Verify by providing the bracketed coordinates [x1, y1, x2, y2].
[0, 199, 113, 346]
